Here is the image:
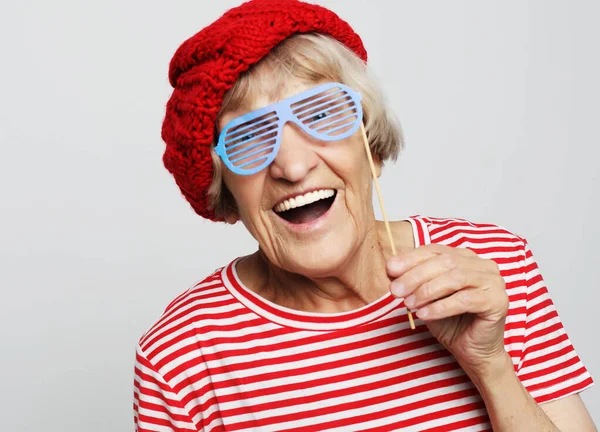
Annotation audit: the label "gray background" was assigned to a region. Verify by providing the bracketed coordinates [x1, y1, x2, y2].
[0, 0, 597, 430]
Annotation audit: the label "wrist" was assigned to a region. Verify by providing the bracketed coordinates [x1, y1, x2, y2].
[460, 351, 515, 392]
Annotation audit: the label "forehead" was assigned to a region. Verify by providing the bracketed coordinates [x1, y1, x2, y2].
[219, 79, 326, 127]
[237, 79, 323, 112]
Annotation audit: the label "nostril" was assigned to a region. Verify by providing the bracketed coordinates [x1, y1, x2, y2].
[269, 144, 319, 182]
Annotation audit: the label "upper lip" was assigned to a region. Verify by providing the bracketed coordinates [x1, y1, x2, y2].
[272, 187, 337, 209]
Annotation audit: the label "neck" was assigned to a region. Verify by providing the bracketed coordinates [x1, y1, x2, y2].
[240, 220, 414, 313]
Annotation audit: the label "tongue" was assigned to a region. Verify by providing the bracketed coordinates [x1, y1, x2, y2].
[283, 199, 331, 224]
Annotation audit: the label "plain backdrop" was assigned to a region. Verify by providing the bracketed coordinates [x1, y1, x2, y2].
[0, 0, 598, 430]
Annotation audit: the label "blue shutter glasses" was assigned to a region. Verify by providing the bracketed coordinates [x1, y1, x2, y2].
[215, 82, 363, 175]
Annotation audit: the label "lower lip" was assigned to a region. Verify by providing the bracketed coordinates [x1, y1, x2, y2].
[273, 192, 338, 232]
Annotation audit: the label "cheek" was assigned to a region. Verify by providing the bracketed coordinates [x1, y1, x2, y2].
[224, 171, 266, 215]
[325, 136, 370, 185]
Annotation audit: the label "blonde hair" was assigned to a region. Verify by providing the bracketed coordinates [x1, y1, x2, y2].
[208, 33, 404, 220]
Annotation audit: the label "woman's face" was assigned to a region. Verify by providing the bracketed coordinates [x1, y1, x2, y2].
[218, 79, 381, 277]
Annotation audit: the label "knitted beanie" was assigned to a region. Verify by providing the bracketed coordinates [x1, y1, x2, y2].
[162, 0, 368, 221]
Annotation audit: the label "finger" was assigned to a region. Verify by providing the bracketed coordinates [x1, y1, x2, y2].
[415, 283, 509, 321]
[387, 244, 478, 277]
[403, 268, 496, 310]
[390, 253, 498, 299]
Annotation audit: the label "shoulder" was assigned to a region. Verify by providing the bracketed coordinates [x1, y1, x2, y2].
[407, 215, 528, 259]
[135, 265, 233, 363]
[409, 215, 525, 242]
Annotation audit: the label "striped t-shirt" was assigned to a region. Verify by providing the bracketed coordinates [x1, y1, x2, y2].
[133, 216, 594, 431]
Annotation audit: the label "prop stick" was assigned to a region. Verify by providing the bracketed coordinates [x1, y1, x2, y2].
[360, 122, 416, 330]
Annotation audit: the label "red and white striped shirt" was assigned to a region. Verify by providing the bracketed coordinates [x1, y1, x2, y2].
[133, 216, 593, 431]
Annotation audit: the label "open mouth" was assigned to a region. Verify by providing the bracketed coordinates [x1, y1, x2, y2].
[273, 189, 337, 224]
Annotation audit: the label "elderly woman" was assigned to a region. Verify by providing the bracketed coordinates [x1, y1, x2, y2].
[133, 1, 595, 431]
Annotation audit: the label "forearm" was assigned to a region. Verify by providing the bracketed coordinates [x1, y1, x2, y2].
[464, 353, 559, 432]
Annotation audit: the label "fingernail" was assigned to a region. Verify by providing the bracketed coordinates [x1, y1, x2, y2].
[388, 258, 404, 273]
[404, 295, 415, 308]
[391, 282, 407, 297]
[416, 307, 429, 319]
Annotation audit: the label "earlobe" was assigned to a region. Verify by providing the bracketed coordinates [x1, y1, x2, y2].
[374, 155, 383, 178]
[224, 212, 239, 225]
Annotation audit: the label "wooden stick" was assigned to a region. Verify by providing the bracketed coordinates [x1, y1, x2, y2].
[360, 122, 416, 330]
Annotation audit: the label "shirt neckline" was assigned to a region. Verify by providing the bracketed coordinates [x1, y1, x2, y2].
[220, 217, 430, 331]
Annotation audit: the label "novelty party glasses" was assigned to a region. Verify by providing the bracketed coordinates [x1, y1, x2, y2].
[215, 82, 363, 175]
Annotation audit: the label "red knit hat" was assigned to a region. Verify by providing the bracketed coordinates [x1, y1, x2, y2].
[162, 0, 368, 221]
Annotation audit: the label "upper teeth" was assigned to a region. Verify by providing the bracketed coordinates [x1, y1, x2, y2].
[274, 189, 335, 213]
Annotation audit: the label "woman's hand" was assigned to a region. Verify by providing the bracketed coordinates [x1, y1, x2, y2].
[387, 244, 510, 376]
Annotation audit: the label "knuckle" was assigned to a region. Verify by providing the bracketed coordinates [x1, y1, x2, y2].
[458, 291, 472, 308]
[449, 268, 466, 286]
[487, 259, 500, 273]
[419, 281, 433, 300]
[494, 274, 506, 289]
[403, 271, 421, 288]
[442, 254, 458, 269]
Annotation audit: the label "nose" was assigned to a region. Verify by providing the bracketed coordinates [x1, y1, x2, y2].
[268, 122, 319, 182]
